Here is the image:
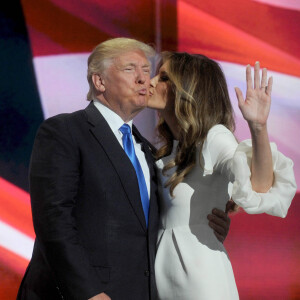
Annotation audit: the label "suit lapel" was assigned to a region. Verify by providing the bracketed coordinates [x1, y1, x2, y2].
[85, 103, 147, 232]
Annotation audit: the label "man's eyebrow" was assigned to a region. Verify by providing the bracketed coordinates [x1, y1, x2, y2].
[123, 62, 136, 67]
[122, 62, 151, 69]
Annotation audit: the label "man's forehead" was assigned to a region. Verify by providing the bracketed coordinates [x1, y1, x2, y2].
[114, 50, 150, 66]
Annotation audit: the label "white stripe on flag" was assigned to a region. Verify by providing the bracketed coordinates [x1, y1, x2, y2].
[253, 0, 300, 11]
[0, 219, 34, 260]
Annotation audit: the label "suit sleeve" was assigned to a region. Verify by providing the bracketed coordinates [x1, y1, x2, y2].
[30, 116, 104, 299]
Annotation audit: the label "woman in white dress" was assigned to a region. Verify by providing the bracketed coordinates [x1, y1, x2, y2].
[147, 52, 297, 300]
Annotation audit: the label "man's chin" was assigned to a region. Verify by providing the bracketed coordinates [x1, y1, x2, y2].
[132, 106, 146, 115]
[135, 97, 148, 108]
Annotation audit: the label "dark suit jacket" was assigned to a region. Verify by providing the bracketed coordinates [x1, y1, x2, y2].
[17, 102, 160, 300]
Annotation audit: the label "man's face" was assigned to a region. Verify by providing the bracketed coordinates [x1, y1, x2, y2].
[101, 50, 151, 120]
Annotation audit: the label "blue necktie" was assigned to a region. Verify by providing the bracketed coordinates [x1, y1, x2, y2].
[119, 124, 149, 227]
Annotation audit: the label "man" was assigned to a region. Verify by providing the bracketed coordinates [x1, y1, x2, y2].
[17, 38, 230, 300]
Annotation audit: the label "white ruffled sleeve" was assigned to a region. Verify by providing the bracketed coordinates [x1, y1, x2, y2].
[231, 140, 297, 218]
[202, 125, 297, 218]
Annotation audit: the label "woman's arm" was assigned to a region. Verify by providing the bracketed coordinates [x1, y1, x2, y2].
[235, 62, 273, 192]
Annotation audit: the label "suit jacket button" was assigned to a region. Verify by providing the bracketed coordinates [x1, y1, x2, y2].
[144, 270, 150, 277]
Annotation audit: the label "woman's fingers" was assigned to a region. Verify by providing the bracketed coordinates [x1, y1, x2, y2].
[247, 62, 271, 91]
[261, 68, 268, 89]
[234, 87, 244, 108]
[254, 61, 261, 89]
[245, 62, 272, 96]
[246, 64, 253, 90]
[266, 76, 273, 96]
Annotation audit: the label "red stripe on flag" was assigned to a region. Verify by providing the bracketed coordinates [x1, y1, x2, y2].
[182, 0, 300, 61]
[178, 0, 300, 76]
[0, 245, 27, 299]
[21, 0, 110, 56]
[21, 0, 157, 57]
[225, 192, 300, 298]
[0, 245, 29, 275]
[0, 177, 35, 238]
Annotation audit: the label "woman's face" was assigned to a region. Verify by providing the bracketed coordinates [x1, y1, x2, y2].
[148, 61, 175, 116]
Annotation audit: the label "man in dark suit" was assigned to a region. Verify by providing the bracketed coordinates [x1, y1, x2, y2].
[17, 38, 230, 300]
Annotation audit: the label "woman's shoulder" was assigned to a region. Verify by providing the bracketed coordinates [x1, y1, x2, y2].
[207, 124, 232, 136]
[205, 124, 236, 146]
[201, 124, 238, 175]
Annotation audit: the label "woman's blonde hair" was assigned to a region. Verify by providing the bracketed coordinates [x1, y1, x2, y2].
[156, 52, 235, 197]
[87, 38, 155, 101]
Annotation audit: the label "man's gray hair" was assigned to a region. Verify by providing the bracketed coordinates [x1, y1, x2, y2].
[87, 38, 156, 101]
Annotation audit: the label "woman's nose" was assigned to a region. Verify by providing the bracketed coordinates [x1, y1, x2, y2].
[150, 75, 158, 87]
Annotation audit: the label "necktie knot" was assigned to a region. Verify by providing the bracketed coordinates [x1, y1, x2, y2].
[120, 124, 131, 135]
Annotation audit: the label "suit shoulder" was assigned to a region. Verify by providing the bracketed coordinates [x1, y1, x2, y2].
[36, 109, 86, 141]
[32, 110, 87, 155]
[41, 108, 87, 128]
[44, 108, 86, 123]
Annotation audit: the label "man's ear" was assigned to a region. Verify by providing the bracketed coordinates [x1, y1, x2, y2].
[92, 74, 106, 92]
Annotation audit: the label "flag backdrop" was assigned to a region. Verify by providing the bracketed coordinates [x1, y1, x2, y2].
[0, 0, 299, 299]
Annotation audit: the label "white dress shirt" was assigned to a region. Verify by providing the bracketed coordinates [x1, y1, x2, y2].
[93, 100, 150, 198]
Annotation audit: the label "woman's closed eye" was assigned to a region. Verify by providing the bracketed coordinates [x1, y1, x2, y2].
[159, 75, 169, 82]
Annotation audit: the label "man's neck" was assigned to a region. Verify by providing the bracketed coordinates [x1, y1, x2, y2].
[95, 97, 142, 123]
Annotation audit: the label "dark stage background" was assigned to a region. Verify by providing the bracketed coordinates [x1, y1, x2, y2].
[0, 0, 299, 299]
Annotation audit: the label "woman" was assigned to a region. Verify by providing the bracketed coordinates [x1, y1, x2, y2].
[148, 52, 296, 299]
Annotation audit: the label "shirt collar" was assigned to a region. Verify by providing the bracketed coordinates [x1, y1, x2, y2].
[93, 100, 133, 134]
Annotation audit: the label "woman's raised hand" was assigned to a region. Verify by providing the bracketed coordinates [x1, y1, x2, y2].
[235, 62, 273, 131]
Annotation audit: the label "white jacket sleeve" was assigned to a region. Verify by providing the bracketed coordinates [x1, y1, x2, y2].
[202, 125, 297, 218]
[231, 140, 296, 218]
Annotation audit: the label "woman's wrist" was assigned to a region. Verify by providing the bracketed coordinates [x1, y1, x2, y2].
[248, 121, 268, 136]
